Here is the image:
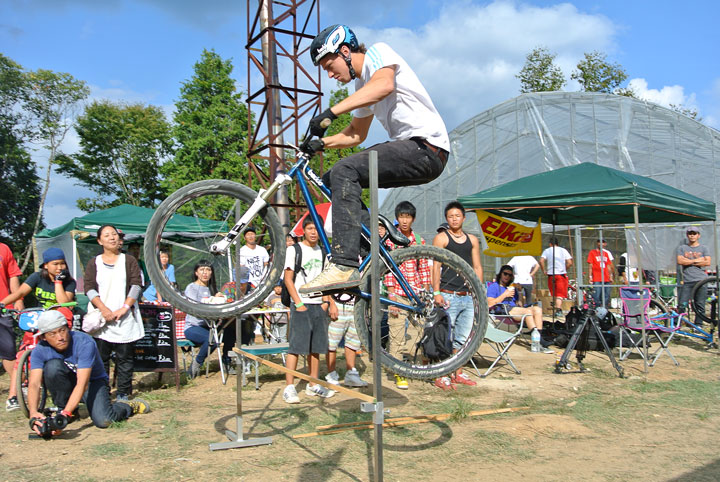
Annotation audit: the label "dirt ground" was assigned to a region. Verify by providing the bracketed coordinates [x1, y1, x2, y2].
[2, 325, 720, 482]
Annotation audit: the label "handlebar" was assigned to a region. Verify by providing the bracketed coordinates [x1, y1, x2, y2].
[1, 301, 77, 317]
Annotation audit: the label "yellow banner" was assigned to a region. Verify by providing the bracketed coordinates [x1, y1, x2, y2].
[475, 210, 542, 257]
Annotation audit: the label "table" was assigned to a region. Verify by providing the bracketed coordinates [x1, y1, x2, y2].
[238, 308, 291, 389]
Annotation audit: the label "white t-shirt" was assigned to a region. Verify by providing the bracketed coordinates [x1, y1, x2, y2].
[507, 256, 539, 284]
[353, 42, 449, 151]
[239, 244, 269, 287]
[284, 243, 324, 305]
[540, 246, 572, 275]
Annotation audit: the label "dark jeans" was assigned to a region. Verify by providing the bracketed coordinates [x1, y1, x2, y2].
[592, 282, 612, 308]
[184, 325, 212, 364]
[679, 280, 707, 321]
[43, 358, 132, 428]
[520, 284, 533, 305]
[322, 139, 446, 267]
[94, 338, 136, 397]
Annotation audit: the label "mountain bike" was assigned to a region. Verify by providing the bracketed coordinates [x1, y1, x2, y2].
[144, 142, 487, 379]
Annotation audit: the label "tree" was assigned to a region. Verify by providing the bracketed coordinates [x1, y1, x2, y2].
[20, 69, 89, 270]
[162, 49, 252, 215]
[571, 51, 629, 94]
[669, 103, 701, 121]
[0, 55, 43, 264]
[56, 100, 173, 211]
[516, 47, 566, 93]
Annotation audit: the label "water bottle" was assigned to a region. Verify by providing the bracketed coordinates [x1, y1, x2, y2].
[531, 328, 541, 352]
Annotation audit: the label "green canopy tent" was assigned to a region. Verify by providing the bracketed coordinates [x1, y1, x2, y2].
[459, 162, 717, 373]
[34, 204, 228, 292]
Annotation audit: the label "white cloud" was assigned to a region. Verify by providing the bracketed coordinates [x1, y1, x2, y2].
[351, 1, 618, 131]
[628, 78, 697, 111]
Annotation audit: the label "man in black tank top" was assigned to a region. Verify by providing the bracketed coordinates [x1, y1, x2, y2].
[431, 201, 484, 390]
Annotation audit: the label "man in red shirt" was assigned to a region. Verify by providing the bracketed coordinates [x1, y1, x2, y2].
[0, 242, 24, 390]
[587, 239, 615, 308]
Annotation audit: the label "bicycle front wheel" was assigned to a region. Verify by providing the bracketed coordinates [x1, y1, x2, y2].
[144, 180, 286, 319]
[17, 348, 46, 418]
[354, 245, 488, 380]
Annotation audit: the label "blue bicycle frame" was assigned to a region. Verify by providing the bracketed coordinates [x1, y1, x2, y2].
[286, 154, 425, 315]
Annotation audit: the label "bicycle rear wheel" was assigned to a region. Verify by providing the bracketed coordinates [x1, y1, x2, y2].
[691, 276, 719, 326]
[144, 180, 286, 319]
[17, 348, 47, 418]
[354, 245, 487, 380]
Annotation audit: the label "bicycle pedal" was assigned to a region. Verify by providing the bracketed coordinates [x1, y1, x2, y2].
[303, 290, 325, 298]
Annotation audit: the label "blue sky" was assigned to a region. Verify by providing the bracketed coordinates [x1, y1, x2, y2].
[3, 0, 719, 228]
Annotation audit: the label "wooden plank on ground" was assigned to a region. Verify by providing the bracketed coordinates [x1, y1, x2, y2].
[233, 347, 374, 403]
[293, 406, 530, 439]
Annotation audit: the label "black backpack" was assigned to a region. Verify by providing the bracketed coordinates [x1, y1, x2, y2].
[418, 307, 453, 362]
[280, 243, 326, 307]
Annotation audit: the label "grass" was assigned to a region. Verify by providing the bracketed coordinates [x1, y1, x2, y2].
[88, 442, 130, 457]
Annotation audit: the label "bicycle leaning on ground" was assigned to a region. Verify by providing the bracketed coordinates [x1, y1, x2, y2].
[0, 302, 76, 417]
[144, 140, 488, 380]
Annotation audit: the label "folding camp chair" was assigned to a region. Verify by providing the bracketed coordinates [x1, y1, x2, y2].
[471, 312, 527, 378]
[619, 287, 682, 366]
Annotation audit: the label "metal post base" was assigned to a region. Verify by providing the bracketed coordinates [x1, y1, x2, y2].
[209, 415, 273, 451]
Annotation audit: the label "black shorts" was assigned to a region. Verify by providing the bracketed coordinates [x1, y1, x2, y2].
[0, 316, 17, 360]
[288, 304, 329, 355]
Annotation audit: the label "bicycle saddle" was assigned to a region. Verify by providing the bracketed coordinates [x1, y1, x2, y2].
[379, 214, 411, 247]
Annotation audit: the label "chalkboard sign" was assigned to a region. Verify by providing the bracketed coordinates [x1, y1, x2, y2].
[134, 303, 178, 373]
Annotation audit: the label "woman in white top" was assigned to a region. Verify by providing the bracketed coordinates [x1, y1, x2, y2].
[83, 224, 145, 401]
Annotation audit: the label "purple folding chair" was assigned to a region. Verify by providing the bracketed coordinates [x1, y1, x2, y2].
[619, 287, 681, 367]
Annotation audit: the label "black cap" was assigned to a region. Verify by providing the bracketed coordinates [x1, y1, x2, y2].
[437, 222, 450, 232]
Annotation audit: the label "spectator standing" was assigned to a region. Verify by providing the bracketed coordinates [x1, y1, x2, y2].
[0, 242, 23, 390]
[263, 283, 288, 343]
[507, 255, 539, 305]
[587, 239, 615, 308]
[282, 218, 336, 404]
[432, 201, 483, 390]
[384, 201, 430, 390]
[1, 248, 75, 411]
[83, 225, 145, 401]
[325, 300, 368, 388]
[539, 237, 573, 317]
[239, 227, 269, 295]
[677, 227, 712, 322]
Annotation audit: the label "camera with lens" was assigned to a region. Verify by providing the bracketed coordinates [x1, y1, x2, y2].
[29, 409, 69, 439]
[55, 269, 70, 281]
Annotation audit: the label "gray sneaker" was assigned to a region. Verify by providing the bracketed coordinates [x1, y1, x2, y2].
[305, 384, 336, 398]
[188, 359, 201, 379]
[325, 370, 340, 386]
[283, 385, 300, 404]
[299, 263, 361, 294]
[343, 368, 368, 387]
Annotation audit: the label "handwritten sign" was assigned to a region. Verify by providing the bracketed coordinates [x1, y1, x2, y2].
[134, 304, 178, 372]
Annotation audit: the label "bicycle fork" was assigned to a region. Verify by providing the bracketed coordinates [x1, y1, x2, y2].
[209, 173, 294, 254]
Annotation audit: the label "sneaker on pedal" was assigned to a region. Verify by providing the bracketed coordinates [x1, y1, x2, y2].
[451, 372, 477, 386]
[305, 383, 335, 398]
[343, 368, 368, 387]
[394, 374, 409, 389]
[6, 396, 20, 412]
[299, 263, 360, 294]
[325, 370, 340, 386]
[434, 376, 456, 391]
[283, 385, 301, 404]
[126, 398, 151, 415]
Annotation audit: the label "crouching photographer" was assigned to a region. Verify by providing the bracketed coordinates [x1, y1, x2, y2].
[27, 311, 151, 437]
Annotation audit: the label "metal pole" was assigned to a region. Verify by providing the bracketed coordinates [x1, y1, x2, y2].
[634, 205, 648, 374]
[369, 151, 384, 481]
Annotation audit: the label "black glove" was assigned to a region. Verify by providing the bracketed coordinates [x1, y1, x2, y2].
[55, 269, 70, 281]
[301, 138, 325, 156]
[309, 108, 337, 137]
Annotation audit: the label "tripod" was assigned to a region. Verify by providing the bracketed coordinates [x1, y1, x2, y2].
[554, 307, 624, 378]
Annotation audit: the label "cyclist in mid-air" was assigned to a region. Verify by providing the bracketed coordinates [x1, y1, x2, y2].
[299, 24, 449, 295]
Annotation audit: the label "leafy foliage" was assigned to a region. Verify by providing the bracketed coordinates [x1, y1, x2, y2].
[516, 47, 566, 93]
[571, 51, 629, 94]
[161, 49, 252, 219]
[56, 100, 173, 210]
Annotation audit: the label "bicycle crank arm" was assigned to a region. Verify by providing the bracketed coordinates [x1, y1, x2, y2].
[209, 174, 293, 254]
